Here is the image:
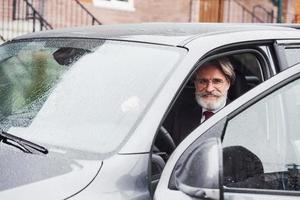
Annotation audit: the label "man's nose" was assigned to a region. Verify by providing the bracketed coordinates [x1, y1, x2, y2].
[206, 82, 215, 92]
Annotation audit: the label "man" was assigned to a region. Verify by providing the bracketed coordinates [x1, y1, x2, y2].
[167, 57, 235, 144]
[194, 57, 235, 122]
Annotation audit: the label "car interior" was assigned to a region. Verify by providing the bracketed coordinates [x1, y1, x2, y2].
[150, 51, 265, 194]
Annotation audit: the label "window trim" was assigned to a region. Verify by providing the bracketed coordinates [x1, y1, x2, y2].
[92, 0, 135, 11]
[159, 44, 272, 135]
[166, 49, 269, 191]
[203, 48, 270, 80]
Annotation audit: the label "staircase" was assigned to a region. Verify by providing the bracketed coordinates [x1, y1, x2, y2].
[0, 0, 101, 42]
[224, 0, 276, 23]
[198, 0, 276, 23]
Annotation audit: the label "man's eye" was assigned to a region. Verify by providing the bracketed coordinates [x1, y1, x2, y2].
[197, 79, 208, 84]
[212, 79, 224, 84]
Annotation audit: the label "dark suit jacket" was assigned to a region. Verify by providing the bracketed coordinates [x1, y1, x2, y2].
[164, 97, 230, 145]
[164, 99, 202, 145]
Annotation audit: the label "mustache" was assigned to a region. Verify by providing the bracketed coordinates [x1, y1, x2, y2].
[195, 91, 222, 97]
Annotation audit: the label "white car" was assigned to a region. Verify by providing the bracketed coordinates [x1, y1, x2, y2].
[0, 23, 300, 199]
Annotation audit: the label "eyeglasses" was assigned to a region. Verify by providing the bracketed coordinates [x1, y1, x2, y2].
[194, 78, 225, 87]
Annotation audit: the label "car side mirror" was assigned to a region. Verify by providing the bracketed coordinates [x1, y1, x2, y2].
[171, 137, 223, 199]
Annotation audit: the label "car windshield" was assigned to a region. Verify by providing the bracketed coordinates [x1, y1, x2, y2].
[0, 38, 185, 154]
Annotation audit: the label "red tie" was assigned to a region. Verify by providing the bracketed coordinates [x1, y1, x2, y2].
[203, 111, 214, 121]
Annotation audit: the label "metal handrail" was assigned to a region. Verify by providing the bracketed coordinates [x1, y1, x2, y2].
[0, 0, 102, 42]
[74, 0, 101, 25]
[23, 0, 53, 31]
[253, 5, 276, 23]
[26, 0, 102, 28]
[233, 0, 265, 23]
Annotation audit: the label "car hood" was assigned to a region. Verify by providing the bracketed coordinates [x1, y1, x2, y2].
[0, 144, 102, 199]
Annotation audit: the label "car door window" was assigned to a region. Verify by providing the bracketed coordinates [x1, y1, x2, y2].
[276, 41, 300, 68]
[223, 78, 300, 191]
[152, 48, 269, 196]
[162, 51, 265, 147]
[284, 46, 300, 67]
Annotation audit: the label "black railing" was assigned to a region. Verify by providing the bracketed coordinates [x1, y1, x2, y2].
[28, 0, 101, 29]
[0, 0, 101, 42]
[74, 0, 101, 26]
[22, 0, 53, 30]
[224, 0, 276, 23]
[0, 0, 53, 41]
[233, 0, 264, 22]
[253, 5, 275, 23]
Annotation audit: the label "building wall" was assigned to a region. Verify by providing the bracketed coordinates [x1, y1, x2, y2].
[293, 0, 300, 22]
[199, 0, 223, 22]
[222, 0, 277, 23]
[82, 0, 193, 24]
[1, 0, 298, 34]
[40, 0, 295, 25]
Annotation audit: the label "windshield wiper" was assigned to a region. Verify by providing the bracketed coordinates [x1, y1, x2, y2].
[0, 130, 48, 154]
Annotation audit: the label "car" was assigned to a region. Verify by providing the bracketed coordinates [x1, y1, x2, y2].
[1, 23, 300, 199]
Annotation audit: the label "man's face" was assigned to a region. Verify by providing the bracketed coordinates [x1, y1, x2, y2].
[194, 65, 230, 111]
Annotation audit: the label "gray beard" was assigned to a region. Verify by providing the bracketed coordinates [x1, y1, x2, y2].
[195, 92, 227, 111]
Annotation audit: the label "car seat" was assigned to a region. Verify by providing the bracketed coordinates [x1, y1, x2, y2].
[228, 70, 249, 101]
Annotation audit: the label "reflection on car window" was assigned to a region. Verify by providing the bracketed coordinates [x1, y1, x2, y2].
[223, 78, 300, 191]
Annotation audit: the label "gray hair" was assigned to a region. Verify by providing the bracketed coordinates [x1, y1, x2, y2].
[196, 57, 236, 84]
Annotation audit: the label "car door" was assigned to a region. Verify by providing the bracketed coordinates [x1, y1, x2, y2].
[150, 39, 288, 196]
[154, 62, 300, 200]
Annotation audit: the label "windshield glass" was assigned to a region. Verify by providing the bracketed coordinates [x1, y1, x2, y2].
[0, 38, 185, 154]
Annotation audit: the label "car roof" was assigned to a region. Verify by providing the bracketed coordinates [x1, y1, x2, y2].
[13, 23, 299, 46]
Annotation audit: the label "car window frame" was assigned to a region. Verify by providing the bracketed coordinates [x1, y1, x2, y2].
[203, 44, 273, 79]
[156, 45, 271, 146]
[151, 44, 274, 192]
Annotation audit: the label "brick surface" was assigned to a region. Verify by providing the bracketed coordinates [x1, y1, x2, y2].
[82, 0, 191, 24]
[1, 0, 299, 32]
[1, 0, 299, 41]
[222, 0, 277, 23]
